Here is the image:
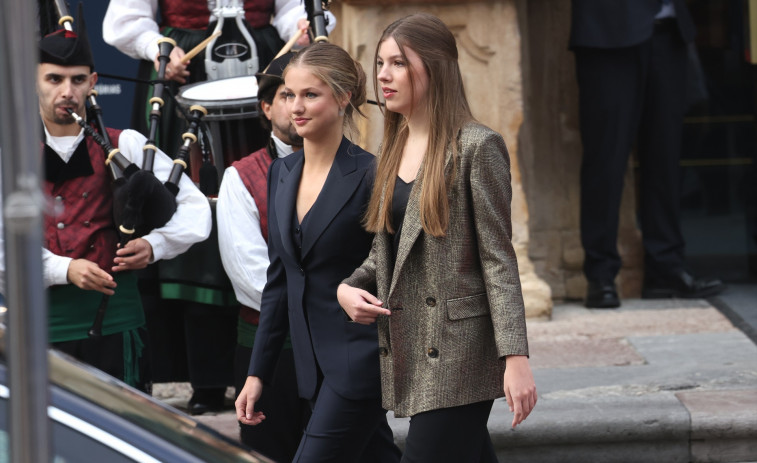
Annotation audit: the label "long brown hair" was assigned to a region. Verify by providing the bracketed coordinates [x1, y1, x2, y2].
[363, 13, 473, 237]
[283, 42, 367, 140]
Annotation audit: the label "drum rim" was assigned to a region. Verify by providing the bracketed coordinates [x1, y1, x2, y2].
[176, 76, 259, 108]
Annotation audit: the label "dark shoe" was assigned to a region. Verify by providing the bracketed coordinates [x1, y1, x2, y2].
[585, 280, 620, 308]
[188, 387, 226, 416]
[642, 270, 726, 299]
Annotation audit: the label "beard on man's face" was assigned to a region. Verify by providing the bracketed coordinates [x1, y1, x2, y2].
[275, 120, 303, 147]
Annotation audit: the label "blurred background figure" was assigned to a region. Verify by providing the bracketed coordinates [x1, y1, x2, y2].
[570, 0, 725, 309]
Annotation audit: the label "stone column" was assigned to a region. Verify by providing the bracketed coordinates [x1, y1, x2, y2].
[335, 0, 553, 318]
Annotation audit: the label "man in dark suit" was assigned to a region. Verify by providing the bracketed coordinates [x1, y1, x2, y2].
[570, 0, 725, 308]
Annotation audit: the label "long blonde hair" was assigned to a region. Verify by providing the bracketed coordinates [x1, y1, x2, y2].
[363, 13, 473, 237]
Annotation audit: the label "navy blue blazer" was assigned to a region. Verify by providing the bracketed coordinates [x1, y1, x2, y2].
[569, 0, 694, 49]
[248, 137, 380, 401]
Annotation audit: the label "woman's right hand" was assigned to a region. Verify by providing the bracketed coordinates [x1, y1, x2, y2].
[337, 283, 391, 325]
[235, 376, 266, 425]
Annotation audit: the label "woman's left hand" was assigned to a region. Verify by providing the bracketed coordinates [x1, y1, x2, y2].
[337, 283, 391, 324]
[503, 355, 537, 428]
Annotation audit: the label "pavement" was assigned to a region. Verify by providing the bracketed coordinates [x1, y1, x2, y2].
[156, 283, 757, 463]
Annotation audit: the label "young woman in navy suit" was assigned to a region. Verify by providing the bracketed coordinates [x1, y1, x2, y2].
[234, 42, 401, 463]
[338, 13, 537, 463]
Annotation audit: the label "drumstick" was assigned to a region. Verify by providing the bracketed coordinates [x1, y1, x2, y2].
[181, 30, 222, 64]
[273, 23, 308, 61]
[259, 25, 307, 74]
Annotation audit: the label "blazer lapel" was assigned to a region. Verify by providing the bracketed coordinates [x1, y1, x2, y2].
[274, 153, 303, 262]
[388, 178, 422, 297]
[301, 138, 365, 259]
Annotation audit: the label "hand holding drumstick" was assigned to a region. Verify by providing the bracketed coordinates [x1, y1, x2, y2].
[155, 46, 189, 84]
[154, 30, 222, 84]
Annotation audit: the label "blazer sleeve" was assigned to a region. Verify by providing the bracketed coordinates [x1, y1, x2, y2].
[342, 235, 379, 295]
[468, 130, 529, 358]
[247, 159, 290, 383]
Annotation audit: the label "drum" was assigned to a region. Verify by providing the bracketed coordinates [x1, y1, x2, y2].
[176, 76, 268, 184]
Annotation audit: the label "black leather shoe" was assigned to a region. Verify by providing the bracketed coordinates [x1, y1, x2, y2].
[585, 280, 620, 308]
[642, 270, 726, 299]
[187, 388, 226, 416]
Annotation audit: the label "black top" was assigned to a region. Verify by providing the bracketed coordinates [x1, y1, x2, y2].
[293, 209, 310, 264]
[391, 177, 414, 262]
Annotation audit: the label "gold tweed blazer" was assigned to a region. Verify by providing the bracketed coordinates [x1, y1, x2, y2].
[343, 122, 529, 418]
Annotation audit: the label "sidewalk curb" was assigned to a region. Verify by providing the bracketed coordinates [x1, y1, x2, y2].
[387, 390, 757, 463]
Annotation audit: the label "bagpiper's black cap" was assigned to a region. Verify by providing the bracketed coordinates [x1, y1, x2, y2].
[39, 4, 95, 70]
[256, 52, 296, 100]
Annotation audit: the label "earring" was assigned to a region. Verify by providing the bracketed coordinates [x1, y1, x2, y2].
[338, 107, 345, 117]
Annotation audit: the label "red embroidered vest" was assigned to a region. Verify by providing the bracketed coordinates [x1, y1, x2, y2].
[160, 0, 275, 30]
[233, 147, 274, 242]
[232, 147, 273, 325]
[43, 129, 122, 274]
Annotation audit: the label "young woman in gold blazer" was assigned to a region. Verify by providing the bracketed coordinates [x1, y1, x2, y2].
[338, 13, 537, 462]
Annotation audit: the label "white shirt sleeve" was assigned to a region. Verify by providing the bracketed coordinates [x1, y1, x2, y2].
[103, 0, 336, 61]
[216, 166, 268, 310]
[103, 0, 162, 62]
[272, 0, 337, 43]
[43, 249, 72, 287]
[116, 130, 211, 262]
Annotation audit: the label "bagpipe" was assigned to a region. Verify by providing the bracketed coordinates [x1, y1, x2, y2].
[43, 0, 207, 336]
[304, 0, 331, 44]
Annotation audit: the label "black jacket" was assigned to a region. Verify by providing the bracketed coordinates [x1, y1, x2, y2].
[569, 0, 695, 49]
[249, 137, 380, 401]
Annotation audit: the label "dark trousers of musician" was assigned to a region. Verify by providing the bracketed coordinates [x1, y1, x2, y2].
[138, 264, 237, 409]
[575, 19, 689, 283]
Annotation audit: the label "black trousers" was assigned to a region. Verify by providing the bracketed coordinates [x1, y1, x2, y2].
[293, 380, 401, 463]
[138, 273, 237, 388]
[234, 344, 310, 462]
[401, 400, 497, 463]
[575, 20, 689, 281]
[53, 328, 149, 393]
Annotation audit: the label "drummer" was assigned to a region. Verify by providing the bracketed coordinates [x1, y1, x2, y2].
[104, 0, 337, 155]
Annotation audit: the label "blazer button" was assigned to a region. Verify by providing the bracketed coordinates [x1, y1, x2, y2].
[57, 222, 65, 230]
[379, 347, 389, 357]
[427, 347, 439, 358]
[426, 297, 436, 307]
[83, 221, 91, 227]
